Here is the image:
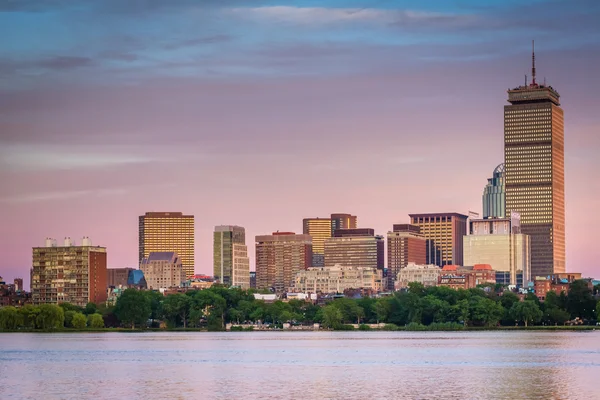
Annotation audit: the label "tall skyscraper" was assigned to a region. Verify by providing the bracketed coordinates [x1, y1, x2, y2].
[330, 213, 357, 235]
[31, 237, 107, 307]
[324, 228, 384, 270]
[409, 213, 468, 266]
[302, 218, 331, 267]
[255, 232, 312, 293]
[504, 43, 565, 277]
[387, 224, 427, 289]
[213, 225, 250, 289]
[483, 163, 506, 219]
[139, 212, 195, 279]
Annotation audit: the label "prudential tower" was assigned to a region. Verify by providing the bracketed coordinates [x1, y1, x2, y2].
[504, 41, 565, 278]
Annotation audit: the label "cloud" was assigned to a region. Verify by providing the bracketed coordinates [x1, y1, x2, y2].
[38, 56, 94, 70]
[161, 34, 232, 50]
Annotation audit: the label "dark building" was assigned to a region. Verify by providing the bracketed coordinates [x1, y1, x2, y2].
[107, 267, 135, 288]
[330, 213, 357, 236]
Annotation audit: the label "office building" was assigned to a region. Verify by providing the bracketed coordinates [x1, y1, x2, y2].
[303, 217, 331, 267]
[387, 224, 427, 289]
[396, 263, 441, 290]
[139, 212, 195, 279]
[31, 237, 107, 307]
[324, 228, 384, 270]
[139, 252, 185, 290]
[292, 264, 383, 294]
[255, 232, 312, 293]
[438, 264, 496, 290]
[213, 225, 250, 289]
[330, 213, 357, 235]
[107, 267, 135, 288]
[483, 163, 506, 219]
[409, 213, 468, 266]
[463, 215, 531, 286]
[504, 44, 565, 276]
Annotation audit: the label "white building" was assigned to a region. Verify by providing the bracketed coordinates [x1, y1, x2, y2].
[292, 264, 383, 294]
[140, 252, 185, 290]
[396, 263, 441, 289]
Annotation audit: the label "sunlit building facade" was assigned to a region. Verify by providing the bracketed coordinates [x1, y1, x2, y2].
[330, 213, 357, 235]
[387, 224, 427, 290]
[213, 225, 249, 288]
[303, 217, 331, 267]
[396, 263, 441, 290]
[292, 264, 383, 294]
[324, 228, 384, 271]
[409, 213, 468, 267]
[483, 163, 506, 219]
[140, 251, 185, 290]
[139, 212, 195, 279]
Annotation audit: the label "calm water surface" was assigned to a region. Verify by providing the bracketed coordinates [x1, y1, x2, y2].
[1, 331, 599, 399]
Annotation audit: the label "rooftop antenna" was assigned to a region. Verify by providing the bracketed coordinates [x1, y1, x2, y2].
[525, 74, 527, 86]
[531, 40, 536, 86]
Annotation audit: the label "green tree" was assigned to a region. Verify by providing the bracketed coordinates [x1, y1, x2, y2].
[374, 298, 390, 324]
[59, 303, 84, 313]
[469, 297, 503, 327]
[321, 304, 343, 329]
[71, 312, 87, 329]
[114, 289, 151, 329]
[87, 313, 105, 328]
[36, 304, 65, 330]
[0, 306, 23, 330]
[84, 302, 98, 315]
[162, 293, 192, 328]
[544, 307, 570, 326]
[144, 291, 164, 320]
[596, 301, 600, 322]
[19, 305, 41, 328]
[510, 300, 543, 327]
[64, 310, 76, 328]
[567, 280, 596, 320]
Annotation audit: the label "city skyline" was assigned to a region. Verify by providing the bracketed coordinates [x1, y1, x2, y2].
[1, 1, 600, 286]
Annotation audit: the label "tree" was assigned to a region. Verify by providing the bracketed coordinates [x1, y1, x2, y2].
[36, 304, 65, 330]
[114, 289, 151, 329]
[544, 307, 570, 326]
[71, 312, 87, 329]
[88, 313, 105, 328]
[596, 301, 600, 322]
[162, 294, 191, 328]
[144, 291, 164, 320]
[510, 300, 543, 327]
[567, 280, 596, 320]
[374, 298, 390, 324]
[0, 306, 23, 330]
[321, 305, 343, 329]
[469, 297, 503, 327]
[84, 302, 98, 315]
[64, 310, 76, 328]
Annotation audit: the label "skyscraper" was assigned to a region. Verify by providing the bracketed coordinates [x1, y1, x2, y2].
[483, 163, 506, 219]
[387, 224, 427, 289]
[255, 232, 312, 293]
[139, 212, 195, 279]
[302, 218, 331, 267]
[504, 43, 565, 277]
[213, 225, 250, 289]
[409, 213, 468, 266]
[330, 213, 357, 235]
[324, 228, 384, 270]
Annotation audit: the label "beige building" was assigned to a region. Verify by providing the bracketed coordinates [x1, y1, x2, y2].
[303, 217, 331, 267]
[396, 263, 441, 290]
[107, 267, 134, 288]
[31, 237, 107, 307]
[324, 229, 384, 270]
[292, 264, 383, 294]
[255, 232, 312, 293]
[409, 213, 468, 266]
[140, 252, 185, 290]
[139, 212, 195, 279]
[232, 243, 250, 289]
[213, 225, 249, 288]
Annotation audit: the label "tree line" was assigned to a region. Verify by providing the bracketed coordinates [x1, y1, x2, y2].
[1, 281, 599, 331]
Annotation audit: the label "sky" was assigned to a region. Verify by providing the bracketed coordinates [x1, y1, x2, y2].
[1, 0, 599, 289]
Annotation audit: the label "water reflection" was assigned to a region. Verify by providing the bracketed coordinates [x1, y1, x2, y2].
[1, 331, 599, 399]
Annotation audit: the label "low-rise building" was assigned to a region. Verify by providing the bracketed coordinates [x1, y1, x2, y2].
[140, 252, 185, 290]
[292, 264, 383, 294]
[396, 263, 441, 290]
[0, 277, 31, 307]
[534, 273, 583, 300]
[438, 264, 496, 290]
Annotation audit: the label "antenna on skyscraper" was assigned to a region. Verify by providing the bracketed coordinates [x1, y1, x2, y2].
[531, 40, 536, 85]
[525, 74, 527, 86]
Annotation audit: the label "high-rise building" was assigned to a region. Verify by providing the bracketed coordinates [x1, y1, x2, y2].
[409, 213, 468, 266]
[140, 252, 185, 290]
[504, 43, 565, 277]
[139, 212, 195, 279]
[483, 163, 506, 219]
[302, 218, 331, 267]
[463, 214, 531, 286]
[324, 228, 384, 270]
[107, 267, 135, 288]
[330, 213, 357, 235]
[213, 225, 250, 288]
[255, 232, 312, 293]
[387, 224, 427, 289]
[31, 237, 107, 307]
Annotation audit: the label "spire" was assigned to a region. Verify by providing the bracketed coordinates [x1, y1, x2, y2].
[531, 40, 536, 86]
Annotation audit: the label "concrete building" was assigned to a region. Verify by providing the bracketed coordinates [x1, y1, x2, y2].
[213, 225, 250, 289]
[483, 163, 506, 219]
[31, 237, 107, 307]
[140, 252, 185, 290]
[303, 217, 331, 267]
[139, 212, 195, 279]
[330, 213, 357, 235]
[504, 45, 565, 277]
[324, 228, 384, 271]
[409, 213, 468, 267]
[438, 264, 496, 290]
[255, 232, 312, 293]
[292, 264, 383, 294]
[396, 263, 441, 289]
[387, 224, 427, 290]
[107, 267, 135, 288]
[463, 215, 531, 286]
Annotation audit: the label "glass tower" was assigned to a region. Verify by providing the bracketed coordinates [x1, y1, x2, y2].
[483, 163, 505, 219]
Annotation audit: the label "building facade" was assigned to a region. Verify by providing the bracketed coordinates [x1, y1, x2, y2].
[330, 213, 357, 235]
[409, 213, 468, 267]
[292, 264, 383, 294]
[396, 263, 441, 290]
[139, 212, 195, 279]
[463, 216, 531, 286]
[107, 267, 135, 288]
[504, 47, 565, 277]
[324, 229, 384, 271]
[303, 217, 331, 267]
[139, 252, 185, 290]
[255, 232, 312, 293]
[483, 163, 506, 219]
[213, 225, 249, 288]
[387, 224, 427, 289]
[438, 264, 496, 290]
[31, 237, 107, 307]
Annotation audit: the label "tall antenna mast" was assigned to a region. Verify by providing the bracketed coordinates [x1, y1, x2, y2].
[531, 40, 536, 85]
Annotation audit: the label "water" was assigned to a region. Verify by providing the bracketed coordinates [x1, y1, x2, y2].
[1, 331, 599, 399]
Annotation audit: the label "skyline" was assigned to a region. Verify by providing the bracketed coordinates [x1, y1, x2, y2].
[1, 0, 600, 286]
